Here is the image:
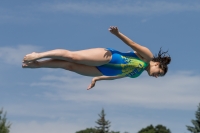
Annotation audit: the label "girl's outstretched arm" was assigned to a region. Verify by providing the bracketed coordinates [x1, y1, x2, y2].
[109, 26, 153, 62]
[87, 75, 125, 90]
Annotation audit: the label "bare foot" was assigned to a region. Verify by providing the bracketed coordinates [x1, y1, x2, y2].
[23, 52, 40, 62]
[22, 61, 40, 68]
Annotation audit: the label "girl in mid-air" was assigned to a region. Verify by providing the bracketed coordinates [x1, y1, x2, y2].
[22, 26, 171, 90]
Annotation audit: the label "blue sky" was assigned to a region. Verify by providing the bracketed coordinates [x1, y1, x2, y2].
[0, 0, 200, 133]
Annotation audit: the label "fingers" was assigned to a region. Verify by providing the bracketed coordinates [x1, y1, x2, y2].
[108, 26, 119, 35]
[108, 26, 118, 31]
[87, 83, 93, 90]
[87, 81, 96, 90]
[87, 85, 93, 90]
[87, 86, 91, 90]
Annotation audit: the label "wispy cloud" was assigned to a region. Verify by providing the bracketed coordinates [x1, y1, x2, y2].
[1, 1, 200, 23]
[5, 70, 197, 133]
[0, 45, 40, 65]
[11, 118, 162, 133]
[40, 1, 200, 15]
[12, 121, 86, 133]
[0, 6, 38, 23]
[31, 71, 200, 110]
[9, 101, 188, 133]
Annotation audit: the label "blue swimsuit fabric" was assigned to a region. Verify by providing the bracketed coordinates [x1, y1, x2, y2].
[96, 48, 147, 78]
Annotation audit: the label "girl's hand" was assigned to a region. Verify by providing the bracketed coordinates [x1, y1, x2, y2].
[87, 78, 96, 90]
[109, 26, 119, 35]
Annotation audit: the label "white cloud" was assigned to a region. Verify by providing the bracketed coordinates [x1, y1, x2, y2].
[0, 45, 40, 65]
[4, 70, 197, 133]
[40, 1, 200, 15]
[9, 119, 153, 133]
[1, 1, 200, 23]
[0, 7, 37, 23]
[9, 110, 186, 133]
[30, 71, 200, 110]
[11, 121, 86, 133]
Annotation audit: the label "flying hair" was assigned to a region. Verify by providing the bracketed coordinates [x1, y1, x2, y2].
[152, 48, 171, 76]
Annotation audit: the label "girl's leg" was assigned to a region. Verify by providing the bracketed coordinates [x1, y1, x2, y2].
[23, 48, 112, 66]
[22, 59, 103, 77]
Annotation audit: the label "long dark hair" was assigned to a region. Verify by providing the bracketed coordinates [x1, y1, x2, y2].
[152, 48, 171, 76]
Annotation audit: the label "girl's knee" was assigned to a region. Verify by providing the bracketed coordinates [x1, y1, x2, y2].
[54, 49, 79, 62]
[64, 62, 75, 71]
[68, 52, 81, 62]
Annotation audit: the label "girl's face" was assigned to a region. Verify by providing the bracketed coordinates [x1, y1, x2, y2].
[148, 62, 164, 78]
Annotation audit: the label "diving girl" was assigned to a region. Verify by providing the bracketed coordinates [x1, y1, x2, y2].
[22, 26, 171, 90]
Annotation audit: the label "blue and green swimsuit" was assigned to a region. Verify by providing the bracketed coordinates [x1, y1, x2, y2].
[96, 48, 148, 78]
